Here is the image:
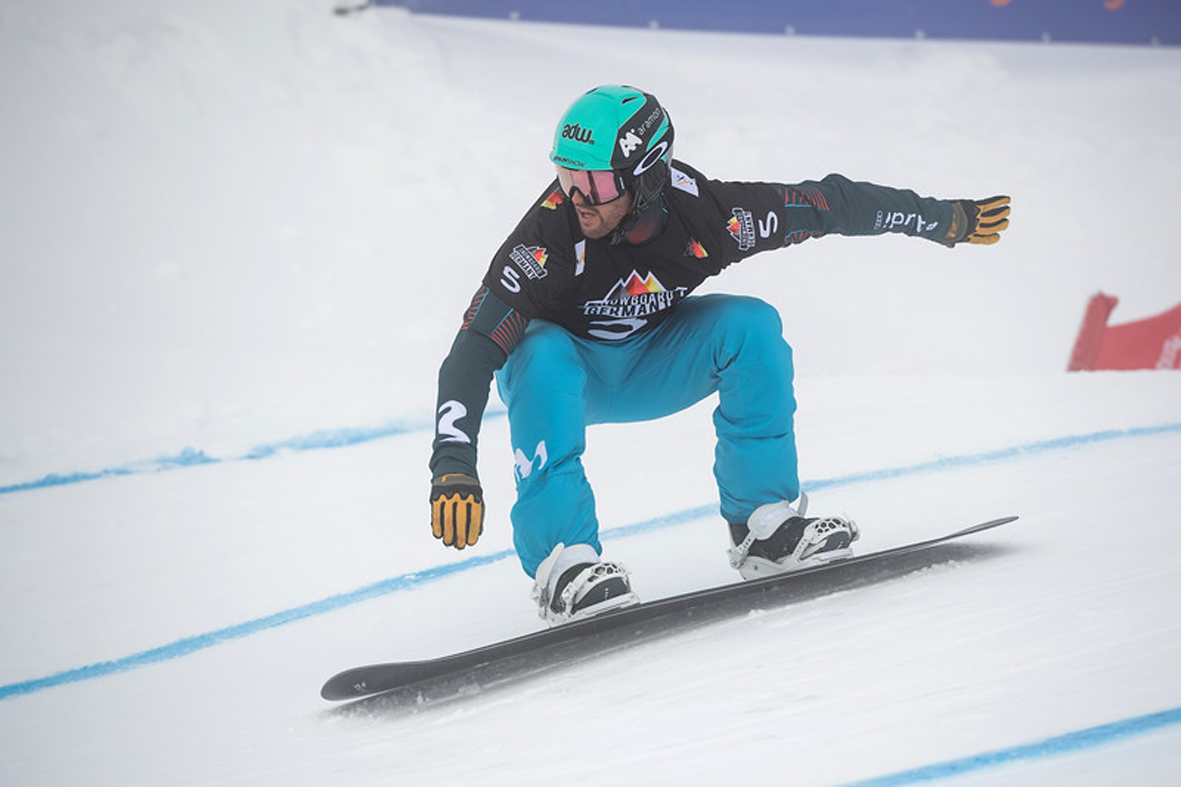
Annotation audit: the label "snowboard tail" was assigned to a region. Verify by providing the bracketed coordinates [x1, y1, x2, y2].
[322, 516, 1017, 704]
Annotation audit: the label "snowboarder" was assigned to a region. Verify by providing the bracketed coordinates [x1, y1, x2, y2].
[428, 85, 1010, 626]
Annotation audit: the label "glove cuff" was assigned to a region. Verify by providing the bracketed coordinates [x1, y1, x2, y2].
[941, 201, 972, 247]
[433, 472, 480, 488]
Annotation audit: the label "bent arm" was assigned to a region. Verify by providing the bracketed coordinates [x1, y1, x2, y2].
[430, 287, 529, 480]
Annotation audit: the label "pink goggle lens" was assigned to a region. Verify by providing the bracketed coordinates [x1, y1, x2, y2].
[555, 166, 626, 205]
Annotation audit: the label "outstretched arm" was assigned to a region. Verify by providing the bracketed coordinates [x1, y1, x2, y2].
[705, 171, 1010, 261]
[776, 176, 1011, 246]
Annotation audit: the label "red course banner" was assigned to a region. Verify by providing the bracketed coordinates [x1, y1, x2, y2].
[1069, 293, 1181, 371]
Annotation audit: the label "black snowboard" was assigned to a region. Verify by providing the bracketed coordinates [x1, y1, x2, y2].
[322, 515, 1017, 704]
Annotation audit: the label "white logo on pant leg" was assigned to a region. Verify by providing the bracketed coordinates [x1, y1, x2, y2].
[514, 440, 548, 481]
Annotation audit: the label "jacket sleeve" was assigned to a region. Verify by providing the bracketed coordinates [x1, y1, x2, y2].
[776, 174, 955, 245]
[430, 183, 573, 480]
[429, 286, 528, 480]
[706, 172, 956, 263]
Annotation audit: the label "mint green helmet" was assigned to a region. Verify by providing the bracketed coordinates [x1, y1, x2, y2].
[550, 85, 674, 213]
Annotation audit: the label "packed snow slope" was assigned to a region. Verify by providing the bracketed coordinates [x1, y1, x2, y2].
[2, 2, 1180, 785]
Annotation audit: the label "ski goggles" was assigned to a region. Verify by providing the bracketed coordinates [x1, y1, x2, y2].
[555, 165, 627, 205]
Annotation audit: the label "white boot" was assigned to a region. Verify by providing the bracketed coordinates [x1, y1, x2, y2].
[728, 498, 859, 580]
[532, 543, 639, 626]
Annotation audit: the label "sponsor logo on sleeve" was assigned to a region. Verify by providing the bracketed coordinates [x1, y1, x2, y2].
[874, 210, 940, 234]
[508, 244, 549, 281]
[727, 207, 757, 251]
[437, 401, 471, 444]
[758, 211, 778, 239]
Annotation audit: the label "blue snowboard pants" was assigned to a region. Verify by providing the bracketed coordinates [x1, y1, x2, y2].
[494, 294, 800, 577]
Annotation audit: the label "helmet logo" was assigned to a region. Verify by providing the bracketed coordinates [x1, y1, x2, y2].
[561, 123, 594, 144]
[618, 130, 643, 158]
[632, 140, 669, 176]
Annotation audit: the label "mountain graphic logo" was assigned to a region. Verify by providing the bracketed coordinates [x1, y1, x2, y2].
[607, 271, 667, 300]
[540, 189, 565, 211]
[582, 270, 687, 328]
[684, 238, 708, 259]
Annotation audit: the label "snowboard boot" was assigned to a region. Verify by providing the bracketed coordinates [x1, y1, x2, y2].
[532, 543, 640, 626]
[728, 496, 859, 580]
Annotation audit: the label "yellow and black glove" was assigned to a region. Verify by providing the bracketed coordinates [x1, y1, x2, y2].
[430, 473, 484, 550]
[942, 196, 1011, 247]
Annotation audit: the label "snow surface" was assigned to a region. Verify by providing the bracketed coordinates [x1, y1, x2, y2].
[2, 1, 1181, 784]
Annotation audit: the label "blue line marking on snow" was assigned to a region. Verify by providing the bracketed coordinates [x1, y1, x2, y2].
[0, 547, 517, 701]
[805, 421, 1181, 492]
[0, 447, 219, 494]
[2, 418, 1180, 704]
[3, 417, 1178, 498]
[0, 413, 505, 496]
[844, 707, 1181, 786]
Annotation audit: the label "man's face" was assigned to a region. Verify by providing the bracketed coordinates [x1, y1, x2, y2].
[555, 165, 634, 240]
[571, 188, 633, 240]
